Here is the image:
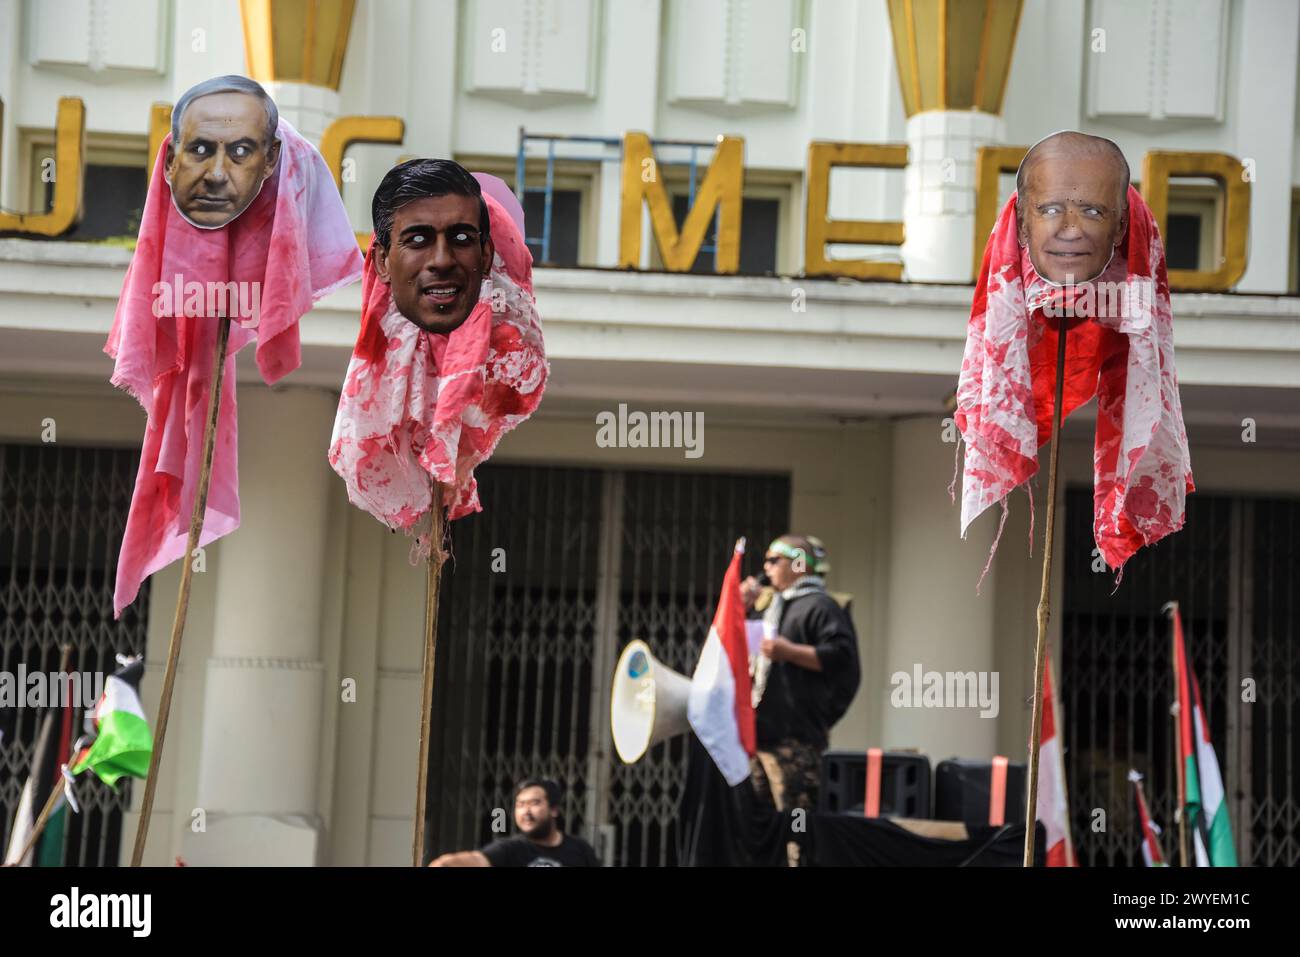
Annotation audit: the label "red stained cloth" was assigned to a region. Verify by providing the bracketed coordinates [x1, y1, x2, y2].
[106, 120, 363, 617]
[328, 193, 548, 529]
[955, 186, 1193, 571]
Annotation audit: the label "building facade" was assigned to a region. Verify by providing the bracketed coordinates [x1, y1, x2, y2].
[0, 0, 1297, 866]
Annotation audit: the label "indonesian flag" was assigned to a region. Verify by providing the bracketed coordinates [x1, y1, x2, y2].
[687, 540, 756, 786]
[1173, 606, 1237, 866]
[955, 186, 1193, 574]
[1129, 770, 1167, 866]
[1036, 648, 1076, 866]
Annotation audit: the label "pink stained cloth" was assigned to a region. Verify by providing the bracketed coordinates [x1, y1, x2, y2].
[107, 119, 363, 617]
[955, 186, 1194, 572]
[329, 192, 548, 528]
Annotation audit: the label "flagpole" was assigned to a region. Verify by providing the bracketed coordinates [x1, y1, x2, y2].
[413, 484, 447, 867]
[1132, 771, 1165, 865]
[1024, 319, 1068, 867]
[1165, 600, 1188, 867]
[131, 315, 232, 867]
[5, 644, 75, 867]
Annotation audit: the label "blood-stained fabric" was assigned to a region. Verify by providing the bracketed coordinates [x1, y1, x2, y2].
[107, 120, 363, 617]
[955, 186, 1193, 571]
[328, 193, 548, 529]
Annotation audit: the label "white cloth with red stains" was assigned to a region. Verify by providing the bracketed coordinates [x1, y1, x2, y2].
[328, 193, 548, 528]
[955, 185, 1193, 571]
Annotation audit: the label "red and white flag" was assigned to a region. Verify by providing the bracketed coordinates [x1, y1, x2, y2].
[687, 540, 756, 786]
[1129, 770, 1167, 866]
[1036, 648, 1076, 866]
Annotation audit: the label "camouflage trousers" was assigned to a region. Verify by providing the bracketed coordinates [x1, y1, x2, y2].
[749, 739, 822, 867]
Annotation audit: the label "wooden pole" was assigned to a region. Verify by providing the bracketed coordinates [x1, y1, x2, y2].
[6, 644, 75, 866]
[412, 485, 447, 867]
[1167, 601, 1188, 866]
[131, 315, 232, 867]
[1024, 320, 1068, 867]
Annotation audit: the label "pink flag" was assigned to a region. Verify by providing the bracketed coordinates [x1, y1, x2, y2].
[107, 120, 363, 617]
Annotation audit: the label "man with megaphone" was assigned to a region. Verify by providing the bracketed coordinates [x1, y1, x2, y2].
[740, 535, 861, 864]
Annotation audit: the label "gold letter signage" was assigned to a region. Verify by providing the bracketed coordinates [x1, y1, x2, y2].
[619, 132, 744, 273]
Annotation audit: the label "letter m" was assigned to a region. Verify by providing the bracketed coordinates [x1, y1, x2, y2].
[619, 132, 744, 273]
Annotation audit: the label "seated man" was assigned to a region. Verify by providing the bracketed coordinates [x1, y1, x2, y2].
[429, 778, 600, 867]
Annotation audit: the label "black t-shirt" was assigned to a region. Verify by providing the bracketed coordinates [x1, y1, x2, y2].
[480, 834, 601, 867]
[754, 591, 861, 750]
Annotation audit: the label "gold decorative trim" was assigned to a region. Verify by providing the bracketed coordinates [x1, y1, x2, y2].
[147, 102, 171, 184]
[938, 0, 948, 110]
[973, 0, 994, 105]
[319, 115, 405, 190]
[1142, 151, 1250, 291]
[238, 0, 355, 90]
[804, 141, 907, 281]
[905, 0, 923, 115]
[972, 144, 1027, 279]
[0, 98, 85, 236]
[994, 0, 1022, 114]
[619, 132, 744, 274]
[888, 0, 1023, 117]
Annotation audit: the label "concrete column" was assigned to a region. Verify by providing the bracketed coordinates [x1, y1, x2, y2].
[182, 387, 336, 866]
[901, 110, 1005, 283]
[262, 81, 340, 146]
[880, 417, 1001, 761]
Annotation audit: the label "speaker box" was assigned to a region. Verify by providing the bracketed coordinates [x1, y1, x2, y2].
[819, 750, 932, 818]
[934, 758, 1026, 826]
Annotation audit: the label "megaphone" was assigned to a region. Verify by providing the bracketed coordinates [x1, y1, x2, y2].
[611, 640, 692, 763]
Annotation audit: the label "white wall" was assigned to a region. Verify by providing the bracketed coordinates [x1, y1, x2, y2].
[4, 0, 1296, 283]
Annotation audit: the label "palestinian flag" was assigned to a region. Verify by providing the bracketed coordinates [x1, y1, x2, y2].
[71, 656, 151, 788]
[1129, 770, 1167, 866]
[1172, 606, 1237, 866]
[3, 698, 73, 867]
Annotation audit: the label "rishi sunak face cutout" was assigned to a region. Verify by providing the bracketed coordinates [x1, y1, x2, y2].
[1016, 141, 1128, 286]
[166, 90, 281, 229]
[374, 194, 495, 335]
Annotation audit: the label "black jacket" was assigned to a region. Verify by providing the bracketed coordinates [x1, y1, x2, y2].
[755, 591, 860, 750]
